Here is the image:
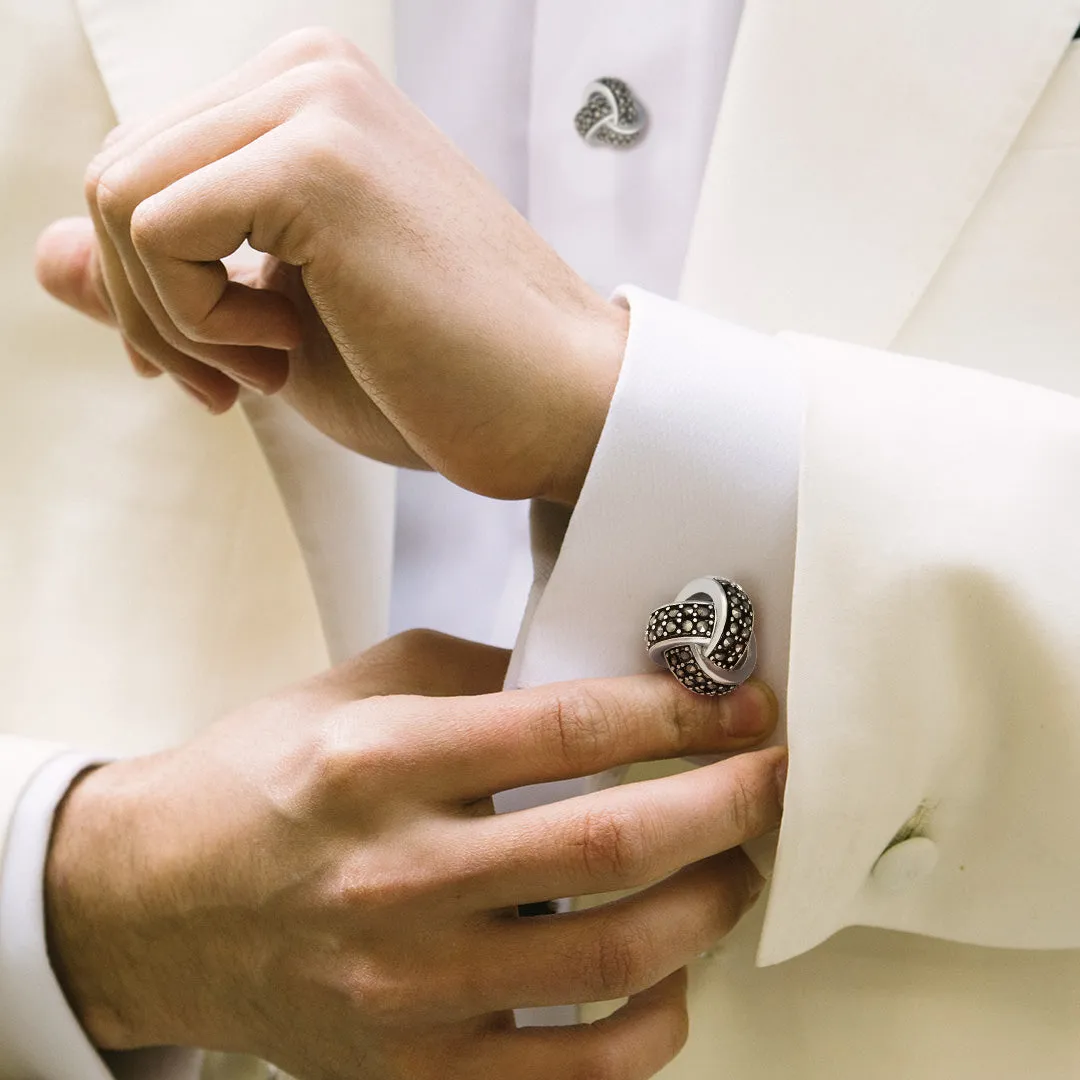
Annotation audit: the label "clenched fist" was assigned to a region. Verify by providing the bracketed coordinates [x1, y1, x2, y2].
[36, 28, 628, 504]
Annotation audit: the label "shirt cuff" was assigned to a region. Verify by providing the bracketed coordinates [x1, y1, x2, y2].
[509, 284, 803, 710]
[506, 285, 803, 875]
[0, 753, 201, 1080]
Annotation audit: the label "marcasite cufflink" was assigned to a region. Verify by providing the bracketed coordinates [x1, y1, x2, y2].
[646, 577, 757, 696]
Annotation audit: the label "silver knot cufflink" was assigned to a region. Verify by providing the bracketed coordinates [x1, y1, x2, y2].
[646, 578, 757, 696]
[574, 77, 648, 149]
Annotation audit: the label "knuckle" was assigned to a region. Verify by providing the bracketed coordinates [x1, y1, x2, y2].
[176, 323, 216, 346]
[128, 199, 166, 253]
[345, 953, 480, 1029]
[83, 158, 106, 206]
[542, 685, 616, 772]
[290, 113, 355, 177]
[379, 628, 448, 661]
[93, 165, 137, 227]
[117, 311, 167, 357]
[306, 702, 400, 803]
[575, 805, 654, 886]
[723, 764, 760, 838]
[279, 25, 366, 67]
[342, 965, 419, 1027]
[314, 57, 371, 103]
[652, 679, 705, 755]
[590, 919, 652, 999]
[83, 151, 120, 208]
[324, 853, 443, 921]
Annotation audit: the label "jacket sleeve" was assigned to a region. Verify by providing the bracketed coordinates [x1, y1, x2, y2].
[510, 285, 1080, 966]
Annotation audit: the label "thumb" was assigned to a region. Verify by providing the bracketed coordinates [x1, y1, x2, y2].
[35, 217, 115, 325]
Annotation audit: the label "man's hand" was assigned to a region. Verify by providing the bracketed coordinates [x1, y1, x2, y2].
[46, 630, 784, 1080]
[35, 28, 628, 505]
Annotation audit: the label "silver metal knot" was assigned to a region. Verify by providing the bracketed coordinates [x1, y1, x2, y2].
[574, 77, 648, 149]
[646, 577, 757, 696]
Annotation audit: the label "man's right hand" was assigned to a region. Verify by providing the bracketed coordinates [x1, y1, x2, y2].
[45, 630, 784, 1080]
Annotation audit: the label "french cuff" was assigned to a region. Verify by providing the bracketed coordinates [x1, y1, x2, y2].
[506, 283, 803, 894]
[510, 285, 803, 692]
[0, 748, 200, 1080]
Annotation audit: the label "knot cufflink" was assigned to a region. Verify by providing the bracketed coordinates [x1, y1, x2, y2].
[646, 578, 757, 696]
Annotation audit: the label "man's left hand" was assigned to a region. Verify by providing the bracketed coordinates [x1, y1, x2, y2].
[35, 27, 627, 505]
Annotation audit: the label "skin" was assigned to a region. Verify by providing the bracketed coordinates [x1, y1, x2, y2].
[47, 632, 784, 1080]
[35, 27, 631, 505]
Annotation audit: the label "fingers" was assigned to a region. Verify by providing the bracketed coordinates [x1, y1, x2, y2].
[469, 746, 785, 907]
[121, 120, 308, 351]
[412, 672, 777, 799]
[77, 29, 371, 409]
[469, 849, 760, 1013]
[45, 29, 378, 407]
[34, 218, 114, 325]
[92, 26, 369, 178]
[35, 218, 163, 379]
[88, 125, 295, 403]
[84, 186, 244, 410]
[481, 969, 690, 1080]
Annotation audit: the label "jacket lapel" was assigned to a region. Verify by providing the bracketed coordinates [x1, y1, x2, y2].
[76, 0, 393, 119]
[73, 0, 399, 666]
[681, 0, 1080, 347]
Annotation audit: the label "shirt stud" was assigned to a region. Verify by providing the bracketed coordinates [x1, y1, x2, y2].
[574, 77, 648, 149]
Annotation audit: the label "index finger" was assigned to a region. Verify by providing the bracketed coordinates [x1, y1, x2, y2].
[416, 672, 777, 799]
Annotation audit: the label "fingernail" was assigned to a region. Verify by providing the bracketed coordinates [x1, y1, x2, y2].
[123, 342, 158, 378]
[775, 753, 789, 810]
[178, 380, 215, 412]
[232, 370, 275, 395]
[721, 681, 775, 739]
[230, 355, 289, 396]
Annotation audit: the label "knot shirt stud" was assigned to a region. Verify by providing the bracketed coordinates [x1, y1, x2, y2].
[574, 77, 648, 148]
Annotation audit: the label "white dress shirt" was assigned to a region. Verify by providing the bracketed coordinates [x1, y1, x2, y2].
[0, 2, 795, 1075]
[390, 0, 746, 649]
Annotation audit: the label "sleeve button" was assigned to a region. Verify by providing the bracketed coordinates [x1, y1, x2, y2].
[870, 836, 939, 894]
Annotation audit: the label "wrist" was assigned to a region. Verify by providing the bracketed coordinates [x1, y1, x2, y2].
[543, 298, 627, 506]
[44, 758, 176, 1050]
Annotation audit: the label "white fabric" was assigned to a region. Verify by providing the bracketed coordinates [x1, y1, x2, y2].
[529, 0, 743, 296]
[767, 334, 1080, 957]
[10, 1, 1080, 1079]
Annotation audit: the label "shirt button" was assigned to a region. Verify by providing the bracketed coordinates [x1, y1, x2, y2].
[574, 77, 648, 149]
[870, 836, 939, 894]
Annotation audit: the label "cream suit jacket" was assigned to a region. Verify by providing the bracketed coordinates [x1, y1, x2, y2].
[5, 1, 1080, 1078]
